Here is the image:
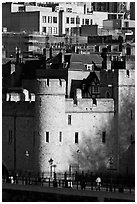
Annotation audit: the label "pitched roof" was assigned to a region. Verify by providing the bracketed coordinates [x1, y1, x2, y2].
[71, 53, 102, 64]
[69, 53, 102, 70]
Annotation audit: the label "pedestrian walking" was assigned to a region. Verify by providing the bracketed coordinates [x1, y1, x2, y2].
[96, 176, 101, 191]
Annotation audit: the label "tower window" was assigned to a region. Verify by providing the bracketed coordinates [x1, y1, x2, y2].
[102, 131, 106, 143]
[59, 132, 62, 142]
[47, 79, 49, 86]
[45, 132, 49, 143]
[126, 70, 129, 77]
[8, 130, 12, 144]
[75, 132, 78, 144]
[68, 115, 71, 125]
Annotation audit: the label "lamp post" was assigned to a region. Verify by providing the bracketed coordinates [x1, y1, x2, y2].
[48, 158, 53, 178]
[77, 149, 80, 172]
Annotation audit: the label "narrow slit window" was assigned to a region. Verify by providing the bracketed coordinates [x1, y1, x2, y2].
[45, 132, 49, 143]
[131, 110, 133, 120]
[8, 130, 12, 144]
[102, 131, 106, 143]
[75, 132, 78, 144]
[68, 115, 71, 125]
[47, 79, 49, 86]
[59, 132, 62, 142]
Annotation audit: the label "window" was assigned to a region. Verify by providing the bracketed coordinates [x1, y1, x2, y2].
[82, 19, 84, 25]
[48, 16, 52, 23]
[85, 19, 89, 25]
[66, 8, 72, 12]
[75, 132, 78, 144]
[66, 17, 69, 24]
[126, 70, 129, 77]
[47, 79, 49, 86]
[48, 27, 52, 34]
[53, 27, 57, 34]
[42, 27, 46, 33]
[45, 132, 49, 143]
[68, 115, 71, 125]
[53, 17, 57, 23]
[42, 16, 46, 23]
[90, 19, 92, 25]
[102, 131, 106, 143]
[8, 130, 12, 144]
[59, 132, 62, 142]
[76, 17, 80, 24]
[65, 28, 69, 34]
[71, 17, 75, 24]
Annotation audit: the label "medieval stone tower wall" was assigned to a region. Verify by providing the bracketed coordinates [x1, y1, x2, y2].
[34, 78, 66, 173]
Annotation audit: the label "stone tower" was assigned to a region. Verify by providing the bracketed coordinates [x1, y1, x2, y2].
[34, 78, 66, 173]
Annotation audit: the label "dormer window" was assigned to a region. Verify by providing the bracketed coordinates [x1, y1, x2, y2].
[84, 64, 94, 71]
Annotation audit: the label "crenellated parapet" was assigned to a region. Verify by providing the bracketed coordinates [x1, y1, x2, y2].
[65, 98, 114, 113]
[35, 78, 66, 95]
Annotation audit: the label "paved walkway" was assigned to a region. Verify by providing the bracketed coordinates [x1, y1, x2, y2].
[3, 183, 135, 202]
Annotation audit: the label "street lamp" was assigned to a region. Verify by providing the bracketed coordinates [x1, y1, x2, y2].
[77, 149, 80, 172]
[48, 158, 53, 178]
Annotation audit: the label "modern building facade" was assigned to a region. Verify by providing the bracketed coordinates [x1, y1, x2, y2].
[2, 2, 127, 36]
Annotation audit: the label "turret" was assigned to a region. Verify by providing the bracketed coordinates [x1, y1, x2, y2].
[34, 78, 66, 173]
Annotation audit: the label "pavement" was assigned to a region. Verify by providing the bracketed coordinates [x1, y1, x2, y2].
[2, 182, 135, 202]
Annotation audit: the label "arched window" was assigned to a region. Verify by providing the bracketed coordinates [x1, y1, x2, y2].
[105, 91, 110, 98]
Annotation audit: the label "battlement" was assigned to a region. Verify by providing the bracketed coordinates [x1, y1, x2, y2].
[35, 78, 66, 95]
[65, 98, 114, 113]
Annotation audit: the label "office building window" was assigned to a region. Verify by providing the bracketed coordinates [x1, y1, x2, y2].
[85, 19, 89, 25]
[66, 17, 69, 24]
[76, 17, 80, 24]
[71, 17, 75, 24]
[102, 131, 106, 143]
[59, 132, 62, 142]
[42, 27, 46, 33]
[42, 16, 46, 23]
[66, 8, 72, 12]
[45, 132, 49, 143]
[8, 130, 12, 144]
[48, 16, 52, 23]
[48, 27, 52, 34]
[75, 132, 78, 144]
[65, 28, 69, 34]
[68, 115, 71, 125]
[53, 27, 57, 34]
[82, 19, 84, 25]
[53, 17, 57, 23]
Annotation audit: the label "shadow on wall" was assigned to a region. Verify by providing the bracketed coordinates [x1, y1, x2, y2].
[69, 119, 116, 174]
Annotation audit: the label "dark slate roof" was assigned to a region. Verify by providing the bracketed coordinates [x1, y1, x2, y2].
[70, 53, 102, 64]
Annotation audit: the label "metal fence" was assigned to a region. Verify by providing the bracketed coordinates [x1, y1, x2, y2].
[2, 170, 134, 194]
